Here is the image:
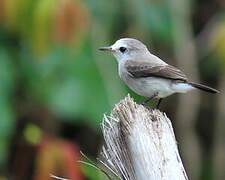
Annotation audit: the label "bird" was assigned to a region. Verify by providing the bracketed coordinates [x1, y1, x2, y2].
[99, 38, 219, 108]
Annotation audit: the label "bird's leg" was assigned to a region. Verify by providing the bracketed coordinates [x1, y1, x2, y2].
[141, 93, 158, 105]
[156, 98, 163, 109]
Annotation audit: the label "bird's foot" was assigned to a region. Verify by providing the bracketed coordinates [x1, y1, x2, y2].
[141, 93, 158, 106]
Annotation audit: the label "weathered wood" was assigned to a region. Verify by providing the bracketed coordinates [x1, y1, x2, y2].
[100, 95, 188, 180]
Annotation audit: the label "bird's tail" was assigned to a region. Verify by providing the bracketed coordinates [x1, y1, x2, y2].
[188, 82, 219, 94]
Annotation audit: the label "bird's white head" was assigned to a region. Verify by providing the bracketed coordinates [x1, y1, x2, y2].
[99, 38, 149, 63]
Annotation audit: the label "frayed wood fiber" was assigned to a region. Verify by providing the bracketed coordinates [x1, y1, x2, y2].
[100, 95, 188, 180]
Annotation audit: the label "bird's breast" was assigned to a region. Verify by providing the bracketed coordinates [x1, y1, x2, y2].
[118, 63, 175, 98]
[119, 65, 154, 97]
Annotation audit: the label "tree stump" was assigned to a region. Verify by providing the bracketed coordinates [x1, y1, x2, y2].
[100, 95, 188, 180]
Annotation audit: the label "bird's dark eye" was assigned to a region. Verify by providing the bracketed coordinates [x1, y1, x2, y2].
[119, 47, 127, 53]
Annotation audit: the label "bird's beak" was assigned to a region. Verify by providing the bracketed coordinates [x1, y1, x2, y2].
[99, 46, 115, 53]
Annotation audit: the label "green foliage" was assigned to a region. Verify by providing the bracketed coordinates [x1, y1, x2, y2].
[128, 0, 173, 42]
[0, 48, 15, 165]
[81, 160, 118, 180]
[18, 43, 112, 127]
[81, 162, 102, 180]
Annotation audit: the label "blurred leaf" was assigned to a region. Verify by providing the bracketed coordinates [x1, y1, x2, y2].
[0, 139, 8, 168]
[24, 123, 43, 145]
[81, 161, 101, 180]
[4, 0, 20, 30]
[210, 17, 225, 69]
[0, 48, 15, 166]
[84, 0, 121, 31]
[31, 0, 89, 55]
[33, 136, 84, 180]
[52, 0, 89, 45]
[19, 45, 111, 128]
[0, 49, 14, 91]
[127, 0, 173, 42]
[0, 0, 5, 22]
[0, 48, 15, 133]
[32, 0, 55, 54]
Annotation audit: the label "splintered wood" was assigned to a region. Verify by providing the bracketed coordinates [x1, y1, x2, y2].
[100, 95, 188, 180]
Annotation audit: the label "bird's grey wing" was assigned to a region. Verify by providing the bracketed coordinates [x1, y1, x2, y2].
[125, 60, 188, 81]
